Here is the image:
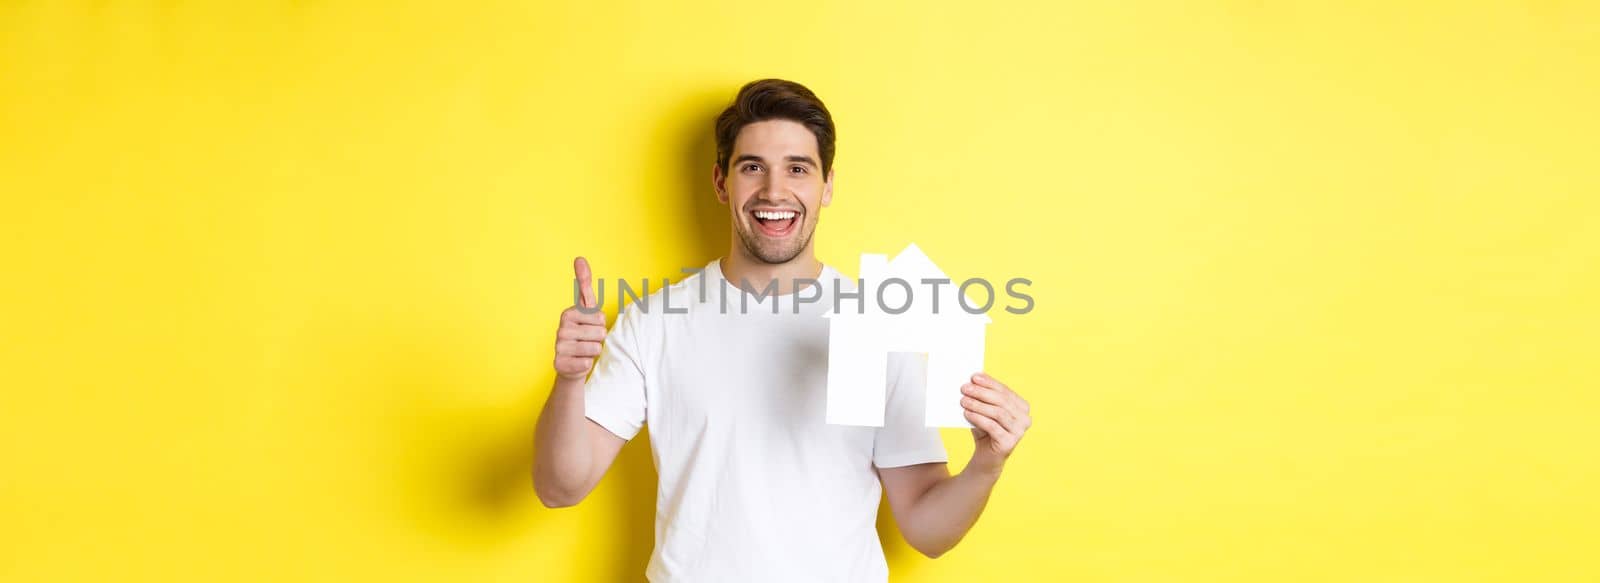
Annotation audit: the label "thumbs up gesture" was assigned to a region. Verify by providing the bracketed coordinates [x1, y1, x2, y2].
[554, 256, 607, 381]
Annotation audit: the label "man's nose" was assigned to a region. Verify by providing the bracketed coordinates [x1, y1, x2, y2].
[763, 172, 787, 196]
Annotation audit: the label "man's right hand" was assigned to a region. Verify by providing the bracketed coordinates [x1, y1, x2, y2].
[554, 256, 607, 381]
[537, 256, 627, 508]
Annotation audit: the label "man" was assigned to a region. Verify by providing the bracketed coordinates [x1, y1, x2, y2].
[533, 79, 1032, 582]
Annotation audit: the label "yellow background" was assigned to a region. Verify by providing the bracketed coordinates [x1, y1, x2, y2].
[3, 1, 1598, 581]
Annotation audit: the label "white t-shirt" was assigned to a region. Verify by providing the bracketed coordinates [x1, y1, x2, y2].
[583, 259, 949, 582]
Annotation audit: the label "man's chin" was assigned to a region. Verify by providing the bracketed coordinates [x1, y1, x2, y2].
[750, 245, 803, 264]
[738, 230, 810, 265]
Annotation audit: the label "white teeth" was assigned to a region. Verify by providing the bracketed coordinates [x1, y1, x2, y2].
[754, 210, 797, 220]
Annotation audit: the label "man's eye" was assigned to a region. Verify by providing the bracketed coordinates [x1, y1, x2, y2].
[790, 166, 807, 174]
[743, 163, 761, 172]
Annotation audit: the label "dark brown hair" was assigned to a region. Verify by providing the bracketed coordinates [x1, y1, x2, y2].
[715, 79, 836, 176]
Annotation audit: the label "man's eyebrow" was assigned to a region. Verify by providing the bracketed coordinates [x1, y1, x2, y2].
[731, 154, 819, 168]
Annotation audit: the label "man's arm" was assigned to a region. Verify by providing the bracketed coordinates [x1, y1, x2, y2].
[877, 372, 1032, 558]
[532, 257, 629, 508]
[534, 376, 628, 507]
[878, 461, 1001, 558]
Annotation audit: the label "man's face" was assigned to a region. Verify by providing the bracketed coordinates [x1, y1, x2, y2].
[714, 119, 833, 264]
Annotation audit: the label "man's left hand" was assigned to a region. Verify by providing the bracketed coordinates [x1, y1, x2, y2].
[959, 372, 1031, 476]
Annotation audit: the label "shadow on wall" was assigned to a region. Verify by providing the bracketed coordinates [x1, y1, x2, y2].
[657, 87, 733, 269]
[332, 304, 657, 580]
[383, 85, 773, 580]
[386, 324, 658, 582]
[538, 87, 733, 580]
[455, 86, 732, 581]
[266, 86, 740, 581]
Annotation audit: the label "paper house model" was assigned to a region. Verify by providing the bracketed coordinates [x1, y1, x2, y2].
[824, 243, 990, 428]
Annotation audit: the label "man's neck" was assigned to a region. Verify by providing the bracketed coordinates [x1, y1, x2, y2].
[720, 248, 823, 296]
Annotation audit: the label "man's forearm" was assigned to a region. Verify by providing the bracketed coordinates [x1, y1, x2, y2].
[897, 371, 1032, 556]
[533, 377, 593, 505]
[898, 465, 1003, 557]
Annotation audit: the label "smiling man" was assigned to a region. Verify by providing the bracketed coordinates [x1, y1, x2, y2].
[533, 79, 1033, 582]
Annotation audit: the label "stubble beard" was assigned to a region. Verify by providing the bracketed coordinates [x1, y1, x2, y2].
[735, 213, 815, 265]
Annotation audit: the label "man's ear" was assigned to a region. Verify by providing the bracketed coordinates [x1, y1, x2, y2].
[821, 168, 834, 207]
[712, 163, 729, 205]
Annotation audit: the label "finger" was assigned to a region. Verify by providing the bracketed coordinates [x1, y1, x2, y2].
[577, 310, 606, 326]
[556, 339, 603, 358]
[964, 409, 1009, 441]
[557, 324, 607, 342]
[971, 372, 1010, 394]
[961, 395, 1022, 434]
[964, 391, 1030, 436]
[960, 383, 1010, 407]
[973, 372, 1026, 411]
[555, 356, 594, 374]
[562, 306, 607, 326]
[574, 256, 596, 309]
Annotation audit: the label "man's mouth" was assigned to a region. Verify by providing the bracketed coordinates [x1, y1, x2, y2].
[750, 208, 800, 238]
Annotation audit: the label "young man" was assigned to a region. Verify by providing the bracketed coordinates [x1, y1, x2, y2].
[534, 79, 1033, 582]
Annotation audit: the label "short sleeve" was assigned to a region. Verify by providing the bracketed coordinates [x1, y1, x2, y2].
[872, 353, 950, 468]
[583, 304, 648, 441]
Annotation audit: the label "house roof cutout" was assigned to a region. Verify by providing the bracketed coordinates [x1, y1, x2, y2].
[823, 243, 992, 323]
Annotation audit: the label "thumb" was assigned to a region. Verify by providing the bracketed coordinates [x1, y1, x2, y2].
[574, 256, 596, 309]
